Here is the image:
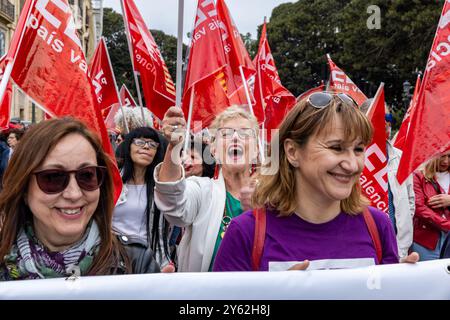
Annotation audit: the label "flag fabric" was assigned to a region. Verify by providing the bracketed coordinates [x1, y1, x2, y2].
[9, 0, 122, 201]
[119, 84, 138, 107]
[216, 0, 262, 120]
[360, 84, 388, 213]
[182, 0, 230, 131]
[327, 55, 367, 106]
[88, 38, 120, 112]
[122, 0, 175, 120]
[393, 75, 421, 151]
[253, 22, 296, 141]
[104, 103, 120, 130]
[397, 1, 450, 183]
[0, 55, 12, 130]
[296, 84, 325, 102]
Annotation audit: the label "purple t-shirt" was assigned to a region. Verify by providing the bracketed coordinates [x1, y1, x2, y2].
[213, 206, 399, 271]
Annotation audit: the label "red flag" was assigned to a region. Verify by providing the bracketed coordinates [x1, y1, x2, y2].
[216, 0, 262, 120]
[182, 0, 230, 131]
[104, 103, 120, 130]
[327, 55, 367, 106]
[119, 84, 138, 107]
[297, 84, 325, 102]
[0, 55, 12, 130]
[360, 84, 388, 213]
[397, 2, 450, 183]
[9, 0, 122, 201]
[253, 22, 296, 141]
[393, 75, 421, 151]
[122, 0, 175, 120]
[88, 38, 120, 112]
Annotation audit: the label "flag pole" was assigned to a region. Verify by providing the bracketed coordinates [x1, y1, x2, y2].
[0, 0, 35, 106]
[183, 86, 194, 153]
[102, 37, 129, 134]
[325, 53, 332, 91]
[239, 66, 265, 162]
[120, 0, 147, 125]
[176, 0, 184, 107]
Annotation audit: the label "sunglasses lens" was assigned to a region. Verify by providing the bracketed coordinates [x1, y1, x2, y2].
[308, 92, 332, 109]
[338, 93, 357, 107]
[76, 167, 104, 191]
[36, 170, 69, 194]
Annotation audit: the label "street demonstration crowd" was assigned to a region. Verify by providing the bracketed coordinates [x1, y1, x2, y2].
[0, 92, 448, 280]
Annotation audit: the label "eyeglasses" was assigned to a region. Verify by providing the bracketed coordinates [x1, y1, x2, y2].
[307, 92, 358, 109]
[132, 138, 159, 149]
[217, 128, 256, 139]
[33, 166, 107, 194]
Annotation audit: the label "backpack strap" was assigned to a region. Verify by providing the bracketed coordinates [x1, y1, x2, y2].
[251, 207, 266, 271]
[362, 207, 383, 264]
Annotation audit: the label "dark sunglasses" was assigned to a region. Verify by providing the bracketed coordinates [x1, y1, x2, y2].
[33, 166, 107, 194]
[307, 92, 358, 109]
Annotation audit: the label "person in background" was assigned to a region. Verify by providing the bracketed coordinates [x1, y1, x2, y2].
[412, 152, 450, 261]
[0, 129, 25, 187]
[0, 118, 159, 280]
[184, 136, 216, 178]
[155, 105, 259, 272]
[360, 98, 415, 260]
[113, 127, 176, 272]
[213, 93, 418, 271]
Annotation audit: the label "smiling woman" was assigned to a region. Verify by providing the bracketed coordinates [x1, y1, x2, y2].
[0, 118, 159, 281]
[213, 93, 417, 272]
[112, 127, 177, 272]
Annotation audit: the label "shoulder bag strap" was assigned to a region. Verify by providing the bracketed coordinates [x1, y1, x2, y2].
[252, 207, 267, 271]
[362, 207, 383, 264]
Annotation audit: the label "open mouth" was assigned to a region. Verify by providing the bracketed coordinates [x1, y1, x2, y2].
[227, 144, 244, 161]
[56, 207, 84, 219]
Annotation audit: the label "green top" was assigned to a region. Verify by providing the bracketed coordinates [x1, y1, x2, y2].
[208, 191, 243, 271]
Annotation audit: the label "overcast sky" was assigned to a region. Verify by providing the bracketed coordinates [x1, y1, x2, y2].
[102, 0, 295, 43]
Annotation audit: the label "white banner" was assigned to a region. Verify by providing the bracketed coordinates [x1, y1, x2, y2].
[1, 259, 450, 300]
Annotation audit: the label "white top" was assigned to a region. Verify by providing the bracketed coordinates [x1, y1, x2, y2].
[113, 184, 148, 241]
[436, 171, 450, 194]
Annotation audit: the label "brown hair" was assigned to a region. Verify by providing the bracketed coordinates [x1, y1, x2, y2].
[0, 118, 129, 275]
[253, 95, 373, 215]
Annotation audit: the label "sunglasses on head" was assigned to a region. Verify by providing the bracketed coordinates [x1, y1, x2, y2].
[307, 92, 358, 109]
[33, 166, 107, 194]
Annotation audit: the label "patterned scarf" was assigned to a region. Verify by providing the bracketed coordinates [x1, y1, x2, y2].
[1, 220, 101, 280]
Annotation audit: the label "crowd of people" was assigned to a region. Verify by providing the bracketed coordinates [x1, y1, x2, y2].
[0, 91, 448, 280]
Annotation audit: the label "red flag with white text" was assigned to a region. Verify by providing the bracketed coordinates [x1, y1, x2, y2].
[393, 75, 421, 151]
[182, 0, 230, 131]
[9, 0, 122, 201]
[216, 0, 261, 120]
[122, 0, 175, 120]
[119, 84, 138, 107]
[253, 22, 296, 141]
[0, 55, 12, 130]
[88, 38, 119, 112]
[360, 84, 388, 213]
[397, 2, 450, 183]
[327, 55, 367, 106]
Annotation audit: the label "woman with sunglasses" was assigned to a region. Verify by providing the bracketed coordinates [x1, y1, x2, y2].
[113, 127, 176, 272]
[154, 105, 259, 272]
[0, 118, 159, 280]
[213, 93, 419, 271]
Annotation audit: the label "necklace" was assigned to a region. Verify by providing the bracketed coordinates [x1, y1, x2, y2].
[220, 193, 234, 239]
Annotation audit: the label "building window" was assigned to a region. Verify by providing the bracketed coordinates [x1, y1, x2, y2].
[0, 30, 5, 57]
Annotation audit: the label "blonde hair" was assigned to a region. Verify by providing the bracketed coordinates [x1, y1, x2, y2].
[209, 105, 259, 140]
[421, 153, 450, 181]
[253, 96, 373, 216]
